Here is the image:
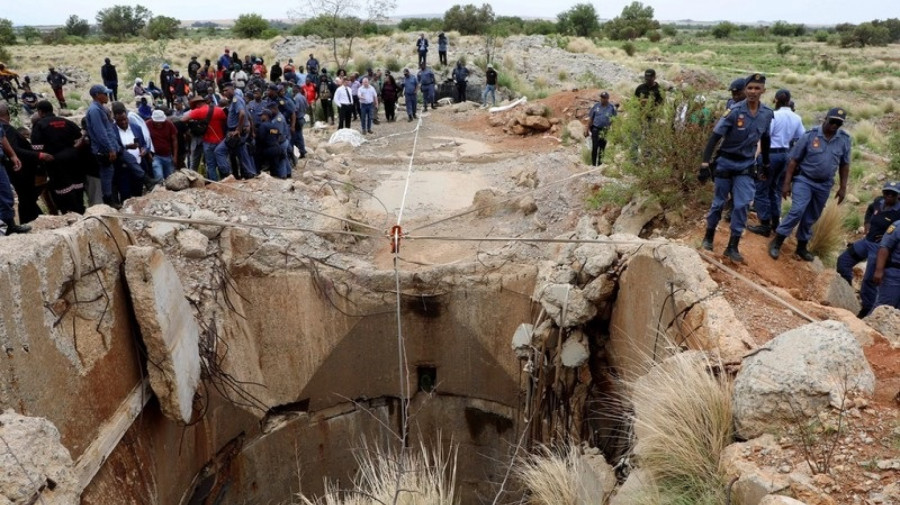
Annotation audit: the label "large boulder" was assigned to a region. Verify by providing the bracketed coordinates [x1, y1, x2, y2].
[521, 115, 552, 131]
[732, 320, 876, 439]
[863, 305, 900, 348]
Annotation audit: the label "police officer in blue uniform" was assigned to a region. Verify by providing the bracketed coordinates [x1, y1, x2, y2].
[255, 107, 288, 178]
[872, 219, 900, 310]
[222, 83, 257, 179]
[698, 73, 773, 262]
[769, 107, 852, 261]
[836, 182, 900, 316]
[584, 91, 617, 166]
[418, 63, 436, 111]
[402, 69, 418, 122]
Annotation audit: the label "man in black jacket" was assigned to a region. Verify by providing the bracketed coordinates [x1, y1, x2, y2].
[101, 58, 119, 101]
[31, 100, 86, 214]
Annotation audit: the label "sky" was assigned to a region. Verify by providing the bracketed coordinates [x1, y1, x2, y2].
[4, 0, 893, 27]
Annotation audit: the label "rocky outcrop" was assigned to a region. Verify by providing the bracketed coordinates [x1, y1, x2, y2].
[124, 246, 201, 424]
[863, 305, 900, 348]
[813, 271, 861, 315]
[732, 321, 876, 439]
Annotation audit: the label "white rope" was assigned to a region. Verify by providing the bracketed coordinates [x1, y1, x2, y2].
[95, 212, 378, 239]
[395, 117, 423, 226]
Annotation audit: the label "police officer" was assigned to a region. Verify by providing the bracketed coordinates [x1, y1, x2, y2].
[872, 219, 900, 310]
[402, 69, 418, 122]
[452, 60, 469, 103]
[584, 91, 617, 166]
[289, 82, 308, 158]
[306, 54, 320, 86]
[222, 83, 257, 179]
[769, 107, 851, 261]
[418, 63, 437, 111]
[698, 73, 773, 263]
[747, 88, 806, 237]
[438, 32, 448, 66]
[836, 181, 900, 316]
[255, 107, 288, 178]
[725, 78, 745, 109]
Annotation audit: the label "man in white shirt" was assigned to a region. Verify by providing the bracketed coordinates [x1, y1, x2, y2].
[358, 78, 378, 134]
[748, 88, 806, 236]
[334, 77, 354, 129]
[232, 65, 249, 90]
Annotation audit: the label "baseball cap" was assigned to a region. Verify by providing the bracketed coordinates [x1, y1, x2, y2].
[600, 91, 609, 98]
[162, 63, 170, 69]
[89, 84, 111, 97]
[728, 78, 745, 92]
[775, 89, 791, 102]
[745, 73, 766, 85]
[267, 83, 279, 90]
[882, 181, 900, 194]
[644, 68, 656, 77]
[826, 107, 847, 122]
[151, 109, 166, 122]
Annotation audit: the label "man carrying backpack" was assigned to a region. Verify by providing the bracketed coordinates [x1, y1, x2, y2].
[184, 95, 231, 181]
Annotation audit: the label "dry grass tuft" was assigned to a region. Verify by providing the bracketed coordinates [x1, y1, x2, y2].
[295, 439, 458, 505]
[629, 351, 733, 505]
[566, 37, 596, 54]
[809, 199, 849, 266]
[513, 445, 609, 505]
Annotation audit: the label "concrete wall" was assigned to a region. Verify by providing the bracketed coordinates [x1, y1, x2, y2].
[0, 211, 537, 505]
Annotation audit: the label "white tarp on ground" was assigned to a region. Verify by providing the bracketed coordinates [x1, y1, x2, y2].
[489, 96, 527, 113]
[328, 128, 367, 147]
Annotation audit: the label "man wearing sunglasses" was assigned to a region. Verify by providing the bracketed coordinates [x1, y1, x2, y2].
[768, 108, 852, 260]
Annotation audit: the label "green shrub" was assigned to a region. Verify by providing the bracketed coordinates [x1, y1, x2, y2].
[888, 130, 900, 179]
[557, 69, 568, 81]
[604, 91, 714, 209]
[0, 45, 10, 63]
[383, 56, 401, 72]
[647, 30, 662, 42]
[622, 41, 636, 56]
[354, 57, 374, 74]
[814, 30, 830, 42]
[587, 180, 635, 208]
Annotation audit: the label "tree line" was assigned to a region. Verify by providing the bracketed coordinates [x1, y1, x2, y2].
[1, 3, 898, 48]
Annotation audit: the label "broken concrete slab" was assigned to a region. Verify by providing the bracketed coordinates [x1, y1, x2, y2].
[613, 195, 663, 236]
[124, 246, 201, 424]
[177, 229, 209, 259]
[536, 283, 597, 328]
[0, 409, 78, 505]
[814, 270, 861, 315]
[561, 330, 589, 367]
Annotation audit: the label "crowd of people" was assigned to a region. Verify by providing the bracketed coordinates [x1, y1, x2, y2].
[1, 45, 899, 315]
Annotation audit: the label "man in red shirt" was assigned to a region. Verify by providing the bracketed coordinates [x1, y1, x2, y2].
[184, 95, 230, 181]
[146, 109, 178, 180]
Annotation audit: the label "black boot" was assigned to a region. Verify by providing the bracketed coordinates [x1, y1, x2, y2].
[701, 228, 715, 251]
[747, 218, 772, 237]
[3, 220, 31, 235]
[769, 233, 786, 259]
[102, 195, 122, 210]
[796, 241, 815, 262]
[723, 235, 744, 263]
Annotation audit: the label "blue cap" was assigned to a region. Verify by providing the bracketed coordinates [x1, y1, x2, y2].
[826, 107, 847, 122]
[883, 181, 900, 194]
[89, 84, 111, 97]
[728, 78, 745, 92]
[745, 73, 766, 85]
[163, 63, 170, 69]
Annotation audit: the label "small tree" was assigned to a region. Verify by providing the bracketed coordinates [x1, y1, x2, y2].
[65, 15, 91, 37]
[0, 18, 16, 45]
[20, 26, 41, 44]
[96, 5, 152, 40]
[443, 4, 495, 35]
[556, 3, 600, 37]
[604, 1, 659, 41]
[711, 21, 736, 39]
[293, 0, 396, 69]
[146, 16, 180, 40]
[232, 13, 269, 39]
